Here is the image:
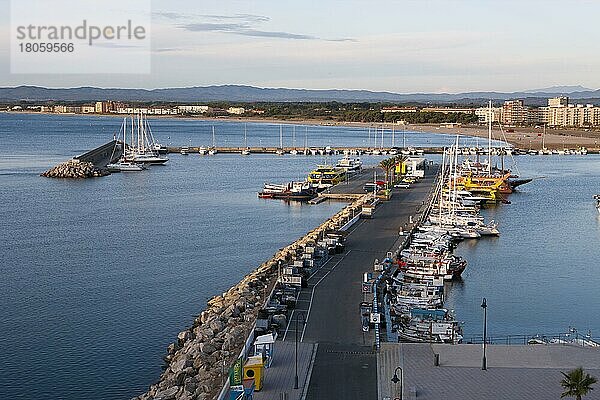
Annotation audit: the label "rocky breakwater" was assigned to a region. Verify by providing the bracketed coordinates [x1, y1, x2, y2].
[41, 159, 109, 178]
[133, 195, 371, 400]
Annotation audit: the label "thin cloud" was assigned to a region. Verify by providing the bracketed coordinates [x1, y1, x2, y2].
[154, 47, 186, 53]
[153, 12, 269, 24]
[156, 11, 354, 42]
[180, 23, 317, 40]
[235, 30, 317, 40]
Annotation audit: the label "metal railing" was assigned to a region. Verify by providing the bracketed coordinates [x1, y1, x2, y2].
[462, 331, 600, 346]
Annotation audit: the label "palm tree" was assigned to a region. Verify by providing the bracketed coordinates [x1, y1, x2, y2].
[561, 367, 597, 400]
[379, 158, 395, 188]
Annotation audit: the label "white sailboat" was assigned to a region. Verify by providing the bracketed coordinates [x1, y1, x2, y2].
[276, 124, 284, 156]
[107, 118, 147, 172]
[290, 126, 298, 155]
[304, 126, 309, 155]
[241, 124, 250, 155]
[124, 113, 169, 164]
[208, 126, 217, 155]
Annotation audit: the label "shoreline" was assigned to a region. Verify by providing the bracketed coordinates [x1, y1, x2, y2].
[4, 110, 600, 150]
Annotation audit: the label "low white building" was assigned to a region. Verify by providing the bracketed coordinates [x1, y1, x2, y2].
[177, 105, 209, 114]
[227, 107, 246, 115]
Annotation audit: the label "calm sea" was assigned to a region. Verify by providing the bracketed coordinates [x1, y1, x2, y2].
[0, 113, 598, 399]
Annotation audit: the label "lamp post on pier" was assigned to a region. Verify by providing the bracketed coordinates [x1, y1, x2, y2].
[481, 297, 488, 370]
[294, 311, 306, 389]
[391, 366, 403, 400]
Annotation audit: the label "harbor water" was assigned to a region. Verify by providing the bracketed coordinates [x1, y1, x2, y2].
[1, 113, 599, 399]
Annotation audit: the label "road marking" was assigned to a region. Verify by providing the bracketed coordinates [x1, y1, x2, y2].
[300, 343, 319, 400]
[301, 250, 351, 342]
[282, 309, 295, 342]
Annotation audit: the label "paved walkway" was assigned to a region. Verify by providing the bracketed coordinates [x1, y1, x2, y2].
[328, 166, 381, 195]
[252, 342, 316, 400]
[378, 343, 600, 400]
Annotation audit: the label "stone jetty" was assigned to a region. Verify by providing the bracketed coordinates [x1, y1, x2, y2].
[133, 195, 372, 400]
[41, 159, 109, 178]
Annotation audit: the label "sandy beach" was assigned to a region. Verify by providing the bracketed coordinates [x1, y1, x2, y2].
[4, 111, 600, 150]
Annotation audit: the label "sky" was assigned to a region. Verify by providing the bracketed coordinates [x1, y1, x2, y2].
[1, 0, 599, 93]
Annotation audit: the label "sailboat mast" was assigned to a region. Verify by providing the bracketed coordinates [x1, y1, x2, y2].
[392, 125, 395, 147]
[452, 137, 459, 219]
[439, 148, 447, 220]
[542, 123, 546, 149]
[212, 126, 216, 148]
[279, 124, 283, 149]
[130, 115, 134, 156]
[244, 123, 247, 148]
[305, 126, 308, 150]
[293, 125, 296, 148]
[487, 100, 492, 175]
[381, 125, 384, 149]
[137, 113, 141, 153]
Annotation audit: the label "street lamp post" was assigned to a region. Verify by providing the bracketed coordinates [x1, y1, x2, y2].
[294, 311, 306, 389]
[391, 366, 403, 400]
[481, 297, 487, 370]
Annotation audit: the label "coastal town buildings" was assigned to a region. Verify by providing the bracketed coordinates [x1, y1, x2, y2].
[543, 97, 600, 127]
[11, 96, 600, 127]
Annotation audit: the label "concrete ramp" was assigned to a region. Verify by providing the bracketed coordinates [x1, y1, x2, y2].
[74, 140, 122, 167]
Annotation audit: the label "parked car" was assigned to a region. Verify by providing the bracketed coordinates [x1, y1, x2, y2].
[394, 182, 410, 189]
[363, 183, 379, 192]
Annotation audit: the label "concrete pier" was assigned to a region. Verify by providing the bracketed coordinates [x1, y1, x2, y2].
[74, 140, 122, 167]
[251, 167, 437, 400]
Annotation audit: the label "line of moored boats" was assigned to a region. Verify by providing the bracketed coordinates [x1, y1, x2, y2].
[387, 136, 530, 344]
[257, 156, 363, 201]
[106, 114, 169, 172]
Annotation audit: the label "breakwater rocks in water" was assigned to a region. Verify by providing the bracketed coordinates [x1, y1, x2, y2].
[41, 159, 109, 178]
[133, 196, 371, 400]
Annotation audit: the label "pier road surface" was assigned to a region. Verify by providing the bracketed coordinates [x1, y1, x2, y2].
[277, 167, 437, 400]
[327, 166, 382, 196]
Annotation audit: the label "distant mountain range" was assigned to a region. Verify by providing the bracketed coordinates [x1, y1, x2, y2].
[1, 85, 599, 105]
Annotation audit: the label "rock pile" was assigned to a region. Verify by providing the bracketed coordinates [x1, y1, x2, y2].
[41, 159, 109, 178]
[133, 196, 370, 400]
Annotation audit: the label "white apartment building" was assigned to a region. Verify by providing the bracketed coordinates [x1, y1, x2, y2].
[543, 97, 600, 127]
